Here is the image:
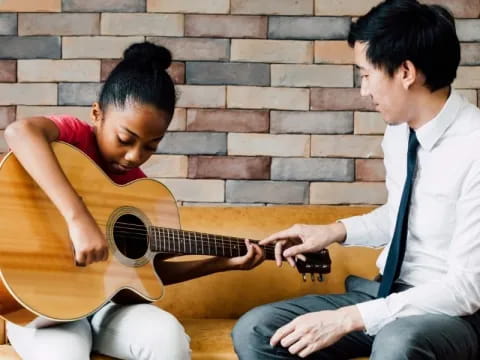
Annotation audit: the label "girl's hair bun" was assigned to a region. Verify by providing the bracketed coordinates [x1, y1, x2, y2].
[123, 41, 172, 70]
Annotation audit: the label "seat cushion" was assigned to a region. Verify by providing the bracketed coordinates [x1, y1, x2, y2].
[0, 319, 368, 360]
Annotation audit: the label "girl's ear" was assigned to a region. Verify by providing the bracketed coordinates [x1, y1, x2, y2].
[91, 102, 104, 126]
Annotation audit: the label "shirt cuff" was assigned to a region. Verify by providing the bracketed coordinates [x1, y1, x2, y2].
[338, 216, 368, 246]
[356, 298, 394, 335]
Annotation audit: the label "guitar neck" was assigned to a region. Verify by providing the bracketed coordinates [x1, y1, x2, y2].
[150, 226, 276, 260]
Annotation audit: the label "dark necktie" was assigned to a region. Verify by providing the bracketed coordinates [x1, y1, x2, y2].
[378, 128, 419, 297]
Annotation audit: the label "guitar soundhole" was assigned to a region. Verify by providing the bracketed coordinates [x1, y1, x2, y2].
[113, 214, 149, 260]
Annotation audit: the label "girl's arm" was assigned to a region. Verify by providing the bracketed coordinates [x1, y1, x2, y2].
[154, 240, 264, 285]
[5, 117, 108, 266]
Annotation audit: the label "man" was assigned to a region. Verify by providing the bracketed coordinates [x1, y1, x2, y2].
[232, 0, 480, 359]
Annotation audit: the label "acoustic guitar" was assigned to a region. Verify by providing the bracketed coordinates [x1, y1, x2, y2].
[0, 142, 331, 328]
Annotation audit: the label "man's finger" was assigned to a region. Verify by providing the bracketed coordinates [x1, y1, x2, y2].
[283, 243, 308, 258]
[270, 323, 295, 346]
[260, 227, 299, 245]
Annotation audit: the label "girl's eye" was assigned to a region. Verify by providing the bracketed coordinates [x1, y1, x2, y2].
[117, 137, 130, 145]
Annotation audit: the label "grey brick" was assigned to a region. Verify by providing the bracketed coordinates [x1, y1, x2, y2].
[270, 111, 353, 134]
[58, 83, 102, 106]
[0, 14, 17, 35]
[0, 37, 60, 59]
[186, 62, 269, 86]
[156, 132, 226, 155]
[461, 43, 480, 65]
[456, 20, 480, 42]
[226, 180, 308, 204]
[63, 0, 145, 12]
[269, 16, 350, 40]
[271, 158, 354, 181]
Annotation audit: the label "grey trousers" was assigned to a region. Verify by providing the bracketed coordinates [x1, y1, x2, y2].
[232, 276, 480, 360]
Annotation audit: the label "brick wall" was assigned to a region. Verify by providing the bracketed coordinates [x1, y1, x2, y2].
[0, 0, 479, 205]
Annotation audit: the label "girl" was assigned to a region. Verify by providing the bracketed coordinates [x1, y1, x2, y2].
[4, 41, 264, 360]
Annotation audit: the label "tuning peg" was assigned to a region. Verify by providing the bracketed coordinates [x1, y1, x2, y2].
[302, 273, 306, 282]
[317, 274, 324, 282]
[311, 273, 315, 282]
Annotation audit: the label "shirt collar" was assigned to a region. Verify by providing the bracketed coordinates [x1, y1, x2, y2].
[414, 89, 463, 151]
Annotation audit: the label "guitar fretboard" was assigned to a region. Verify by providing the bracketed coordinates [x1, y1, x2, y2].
[150, 226, 276, 259]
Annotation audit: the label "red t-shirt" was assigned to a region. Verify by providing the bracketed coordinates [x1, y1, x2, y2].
[48, 115, 146, 185]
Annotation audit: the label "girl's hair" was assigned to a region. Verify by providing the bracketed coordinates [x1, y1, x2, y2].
[99, 41, 176, 119]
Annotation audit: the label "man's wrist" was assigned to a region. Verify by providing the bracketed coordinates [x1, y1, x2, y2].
[338, 305, 365, 332]
[330, 221, 347, 244]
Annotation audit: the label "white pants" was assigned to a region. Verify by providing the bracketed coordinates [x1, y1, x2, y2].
[7, 303, 191, 360]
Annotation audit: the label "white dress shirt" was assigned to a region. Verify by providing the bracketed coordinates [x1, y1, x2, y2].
[341, 90, 480, 335]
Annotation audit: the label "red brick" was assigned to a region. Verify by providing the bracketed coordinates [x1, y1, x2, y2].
[422, 0, 480, 18]
[0, 106, 15, 129]
[101, 59, 184, 84]
[0, 60, 16, 82]
[356, 159, 385, 181]
[188, 156, 270, 179]
[311, 88, 375, 111]
[187, 109, 269, 132]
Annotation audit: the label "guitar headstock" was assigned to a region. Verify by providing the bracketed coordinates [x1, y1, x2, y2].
[295, 249, 331, 282]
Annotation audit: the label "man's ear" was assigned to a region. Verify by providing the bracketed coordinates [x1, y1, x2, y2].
[91, 102, 103, 126]
[400, 60, 417, 90]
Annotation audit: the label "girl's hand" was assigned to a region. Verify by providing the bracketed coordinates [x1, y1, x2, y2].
[67, 211, 109, 266]
[221, 239, 264, 271]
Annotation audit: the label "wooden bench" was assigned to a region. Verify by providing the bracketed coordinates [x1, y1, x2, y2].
[0, 205, 378, 359]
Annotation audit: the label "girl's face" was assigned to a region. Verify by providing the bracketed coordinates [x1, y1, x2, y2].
[91, 101, 170, 174]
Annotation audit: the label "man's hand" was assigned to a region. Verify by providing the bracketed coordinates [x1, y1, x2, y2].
[270, 306, 364, 358]
[259, 222, 346, 267]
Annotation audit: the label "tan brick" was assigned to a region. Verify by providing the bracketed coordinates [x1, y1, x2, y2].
[311, 135, 383, 158]
[311, 88, 375, 111]
[148, 37, 229, 61]
[101, 13, 183, 36]
[356, 159, 385, 182]
[0, 60, 16, 82]
[310, 182, 387, 205]
[176, 85, 226, 108]
[18, 13, 99, 35]
[0, 0, 61, 12]
[0, 84, 57, 106]
[63, 36, 144, 59]
[354, 112, 386, 135]
[168, 108, 186, 131]
[141, 155, 188, 178]
[147, 0, 230, 13]
[101, 59, 188, 83]
[315, 41, 354, 64]
[228, 133, 310, 157]
[187, 109, 269, 132]
[271, 64, 353, 87]
[231, 0, 313, 15]
[18, 60, 100, 82]
[453, 67, 480, 89]
[231, 39, 313, 64]
[228, 86, 309, 110]
[455, 89, 478, 106]
[422, 0, 480, 19]
[155, 179, 225, 202]
[315, 0, 382, 16]
[17, 106, 92, 122]
[0, 106, 16, 129]
[185, 15, 267, 38]
[188, 156, 270, 179]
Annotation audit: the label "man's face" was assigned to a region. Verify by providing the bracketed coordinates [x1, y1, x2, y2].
[354, 42, 410, 126]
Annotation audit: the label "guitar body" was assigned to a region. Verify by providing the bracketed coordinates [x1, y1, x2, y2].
[0, 142, 180, 327]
